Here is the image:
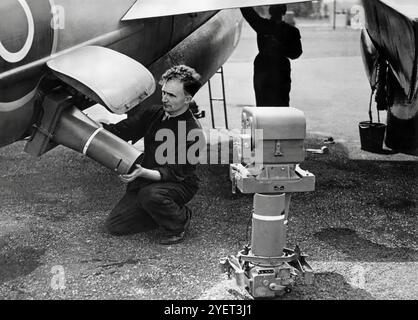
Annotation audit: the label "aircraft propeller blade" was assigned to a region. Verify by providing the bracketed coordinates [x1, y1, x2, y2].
[122, 0, 310, 20]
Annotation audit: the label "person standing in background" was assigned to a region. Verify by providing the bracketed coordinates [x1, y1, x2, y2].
[241, 5, 302, 107]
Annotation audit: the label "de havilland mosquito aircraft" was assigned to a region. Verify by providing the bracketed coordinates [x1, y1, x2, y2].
[0, 0, 311, 174]
[0, 0, 417, 175]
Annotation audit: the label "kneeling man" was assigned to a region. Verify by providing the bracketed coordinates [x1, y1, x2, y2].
[103, 65, 205, 245]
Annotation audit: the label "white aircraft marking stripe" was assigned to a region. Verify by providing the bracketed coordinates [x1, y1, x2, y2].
[0, 0, 35, 63]
[83, 127, 103, 155]
[49, 0, 59, 54]
[252, 213, 285, 221]
[0, 1, 59, 112]
[0, 87, 37, 112]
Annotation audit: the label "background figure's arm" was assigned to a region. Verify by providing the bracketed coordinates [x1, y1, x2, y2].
[274, 24, 303, 60]
[240, 7, 270, 33]
[282, 26, 303, 59]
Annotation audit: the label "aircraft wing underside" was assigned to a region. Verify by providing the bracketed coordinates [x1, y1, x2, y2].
[122, 0, 309, 20]
[363, 0, 418, 100]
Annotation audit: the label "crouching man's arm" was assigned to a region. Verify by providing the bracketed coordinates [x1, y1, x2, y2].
[119, 164, 161, 183]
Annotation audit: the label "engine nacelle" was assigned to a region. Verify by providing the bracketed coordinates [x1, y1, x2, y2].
[47, 46, 156, 114]
[25, 90, 142, 174]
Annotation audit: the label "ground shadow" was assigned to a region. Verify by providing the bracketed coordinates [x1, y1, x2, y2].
[279, 271, 375, 300]
[314, 228, 418, 262]
[0, 244, 45, 286]
[360, 148, 398, 155]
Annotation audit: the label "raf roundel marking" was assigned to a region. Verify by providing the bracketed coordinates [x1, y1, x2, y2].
[0, 0, 35, 63]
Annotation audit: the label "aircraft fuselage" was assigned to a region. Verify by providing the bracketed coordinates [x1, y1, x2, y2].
[0, 0, 241, 147]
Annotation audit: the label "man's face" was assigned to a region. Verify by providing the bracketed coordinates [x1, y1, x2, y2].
[161, 79, 191, 115]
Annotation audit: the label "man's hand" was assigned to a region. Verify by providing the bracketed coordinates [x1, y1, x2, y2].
[119, 164, 145, 183]
[119, 164, 161, 183]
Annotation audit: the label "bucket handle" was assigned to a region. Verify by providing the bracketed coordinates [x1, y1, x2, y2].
[368, 88, 374, 123]
[368, 87, 381, 123]
[368, 61, 382, 124]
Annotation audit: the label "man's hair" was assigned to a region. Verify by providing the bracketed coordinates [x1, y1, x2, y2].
[160, 65, 202, 96]
[269, 4, 287, 19]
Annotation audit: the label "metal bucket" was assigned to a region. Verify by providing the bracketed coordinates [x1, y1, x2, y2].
[358, 121, 386, 152]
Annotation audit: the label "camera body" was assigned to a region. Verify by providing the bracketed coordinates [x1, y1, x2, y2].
[240, 107, 306, 165]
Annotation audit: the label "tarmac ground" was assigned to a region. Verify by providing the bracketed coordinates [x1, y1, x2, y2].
[0, 19, 417, 300]
[0, 137, 416, 300]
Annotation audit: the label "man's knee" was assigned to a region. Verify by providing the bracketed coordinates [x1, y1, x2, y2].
[105, 217, 150, 236]
[104, 207, 135, 236]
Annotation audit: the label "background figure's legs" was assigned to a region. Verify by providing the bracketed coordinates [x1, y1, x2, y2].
[253, 62, 291, 106]
[254, 72, 290, 106]
[254, 69, 271, 106]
